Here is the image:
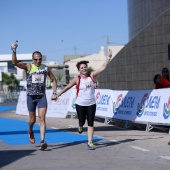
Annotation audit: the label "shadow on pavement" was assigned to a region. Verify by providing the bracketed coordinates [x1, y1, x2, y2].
[94, 136, 164, 149]
[0, 149, 36, 168]
[36, 140, 100, 150]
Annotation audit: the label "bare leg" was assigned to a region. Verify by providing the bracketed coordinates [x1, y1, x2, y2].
[28, 111, 36, 132]
[38, 108, 47, 142]
[87, 126, 94, 143]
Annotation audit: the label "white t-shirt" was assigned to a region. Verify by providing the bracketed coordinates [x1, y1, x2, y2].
[75, 76, 96, 106]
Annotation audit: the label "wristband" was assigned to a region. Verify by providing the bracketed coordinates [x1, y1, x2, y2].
[53, 92, 57, 95]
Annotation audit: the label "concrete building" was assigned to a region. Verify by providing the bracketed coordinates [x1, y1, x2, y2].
[98, 0, 170, 90]
[0, 54, 69, 90]
[0, 54, 46, 80]
[64, 46, 124, 78]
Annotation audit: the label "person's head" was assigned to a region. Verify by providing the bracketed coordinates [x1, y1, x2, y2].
[94, 81, 98, 88]
[153, 74, 161, 84]
[32, 51, 42, 67]
[76, 61, 89, 75]
[162, 67, 169, 80]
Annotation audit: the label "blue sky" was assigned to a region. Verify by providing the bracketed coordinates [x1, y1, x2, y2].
[0, 0, 128, 64]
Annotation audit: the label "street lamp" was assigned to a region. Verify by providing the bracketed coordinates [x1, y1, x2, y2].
[61, 40, 64, 56]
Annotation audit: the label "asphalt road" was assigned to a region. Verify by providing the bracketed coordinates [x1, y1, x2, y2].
[0, 102, 170, 170]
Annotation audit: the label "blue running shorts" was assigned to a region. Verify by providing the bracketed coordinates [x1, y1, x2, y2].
[27, 94, 47, 112]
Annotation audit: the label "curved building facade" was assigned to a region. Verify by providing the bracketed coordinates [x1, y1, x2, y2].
[98, 0, 170, 90]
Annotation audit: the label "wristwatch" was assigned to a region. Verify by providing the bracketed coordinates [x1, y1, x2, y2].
[53, 92, 57, 95]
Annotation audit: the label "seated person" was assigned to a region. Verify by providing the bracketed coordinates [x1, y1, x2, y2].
[153, 74, 170, 89]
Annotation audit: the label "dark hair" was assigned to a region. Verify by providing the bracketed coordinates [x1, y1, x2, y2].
[32, 51, 42, 59]
[162, 67, 169, 80]
[76, 60, 89, 70]
[162, 67, 169, 72]
[153, 74, 161, 84]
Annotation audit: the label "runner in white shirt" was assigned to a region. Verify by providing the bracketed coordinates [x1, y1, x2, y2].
[57, 49, 112, 150]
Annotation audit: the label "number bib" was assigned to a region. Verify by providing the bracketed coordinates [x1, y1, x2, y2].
[32, 74, 44, 83]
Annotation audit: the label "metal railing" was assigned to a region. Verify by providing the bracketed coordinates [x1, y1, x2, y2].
[0, 91, 20, 103]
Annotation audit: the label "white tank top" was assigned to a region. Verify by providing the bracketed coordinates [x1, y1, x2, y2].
[75, 76, 96, 106]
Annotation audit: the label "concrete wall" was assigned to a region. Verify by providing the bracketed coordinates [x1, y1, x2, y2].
[128, 0, 170, 40]
[98, 7, 170, 90]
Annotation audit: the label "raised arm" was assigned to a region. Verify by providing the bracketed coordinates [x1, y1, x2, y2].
[91, 49, 112, 78]
[11, 42, 29, 70]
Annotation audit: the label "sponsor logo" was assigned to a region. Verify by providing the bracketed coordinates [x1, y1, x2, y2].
[96, 92, 100, 105]
[96, 92, 111, 112]
[163, 97, 170, 119]
[96, 92, 110, 105]
[136, 93, 148, 117]
[136, 94, 160, 117]
[113, 94, 123, 115]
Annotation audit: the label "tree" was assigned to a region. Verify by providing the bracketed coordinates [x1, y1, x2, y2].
[2, 72, 19, 91]
[66, 75, 71, 84]
[56, 74, 63, 83]
[87, 66, 94, 75]
[87, 66, 98, 82]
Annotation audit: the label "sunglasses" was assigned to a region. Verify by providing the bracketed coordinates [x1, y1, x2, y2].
[33, 58, 42, 61]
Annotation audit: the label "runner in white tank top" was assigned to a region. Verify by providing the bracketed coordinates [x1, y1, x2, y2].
[56, 49, 112, 150]
[76, 76, 96, 106]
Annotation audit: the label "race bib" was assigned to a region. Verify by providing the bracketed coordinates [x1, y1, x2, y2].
[32, 74, 44, 83]
[85, 81, 94, 90]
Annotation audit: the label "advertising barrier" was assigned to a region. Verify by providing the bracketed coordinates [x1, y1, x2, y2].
[110, 89, 170, 124]
[16, 88, 170, 125]
[16, 89, 71, 118]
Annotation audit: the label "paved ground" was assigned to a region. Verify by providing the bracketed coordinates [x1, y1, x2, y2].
[0, 102, 170, 170]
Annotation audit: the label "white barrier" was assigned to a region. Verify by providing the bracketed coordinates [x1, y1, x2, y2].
[16, 89, 72, 118]
[16, 88, 170, 125]
[68, 88, 170, 124]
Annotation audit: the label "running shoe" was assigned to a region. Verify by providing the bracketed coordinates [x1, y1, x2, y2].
[39, 142, 48, 151]
[87, 141, 95, 150]
[168, 141, 170, 145]
[28, 131, 35, 144]
[78, 126, 83, 134]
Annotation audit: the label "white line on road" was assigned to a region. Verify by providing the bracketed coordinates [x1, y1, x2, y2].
[160, 156, 170, 160]
[110, 140, 122, 144]
[130, 146, 149, 152]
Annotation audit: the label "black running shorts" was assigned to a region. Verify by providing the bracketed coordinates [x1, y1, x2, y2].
[75, 104, 96, 127]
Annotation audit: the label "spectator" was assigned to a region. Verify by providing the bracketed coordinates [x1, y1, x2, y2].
[153, 74, 170, 89]
[162, 67, 170, 81]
